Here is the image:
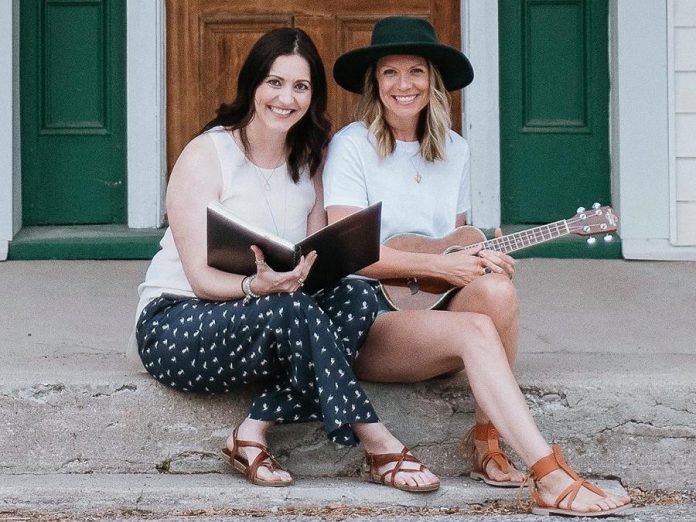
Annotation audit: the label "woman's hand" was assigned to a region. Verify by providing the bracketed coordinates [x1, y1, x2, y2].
[249, 245, 318, 295]
[433, 228, 515, 287]
[433, 244, 486, 287]
[478, 228, 516, 279]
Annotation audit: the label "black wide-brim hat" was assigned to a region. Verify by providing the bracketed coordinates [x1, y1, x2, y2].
[333, 16, 474, 94]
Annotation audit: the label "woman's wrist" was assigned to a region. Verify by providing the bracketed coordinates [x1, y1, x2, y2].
[241, 274, 261, 303]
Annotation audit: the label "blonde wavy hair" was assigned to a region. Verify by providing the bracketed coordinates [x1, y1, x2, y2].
[354, 59, 451, 162]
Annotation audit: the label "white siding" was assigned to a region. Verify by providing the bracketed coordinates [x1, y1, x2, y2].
[672, 0, 696, 245]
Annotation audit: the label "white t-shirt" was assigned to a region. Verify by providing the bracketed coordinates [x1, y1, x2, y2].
[323, 122, 470, 242]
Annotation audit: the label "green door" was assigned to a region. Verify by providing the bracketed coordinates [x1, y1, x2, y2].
[499, 0, 610, 224]
[21, 0, 126, 225]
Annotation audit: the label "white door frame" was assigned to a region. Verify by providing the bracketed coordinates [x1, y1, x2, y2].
[463, 0, 500, 229]
[0, 0, 20, 259]
[126, 0, 167, 228]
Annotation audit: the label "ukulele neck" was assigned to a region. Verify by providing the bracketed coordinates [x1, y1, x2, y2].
[462, 221, 570, 255]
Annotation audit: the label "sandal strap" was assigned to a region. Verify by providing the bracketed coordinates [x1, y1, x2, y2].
[531, 444, 568, 481]
[231, 426, 284, 481]
[473, 422, 511, 474]
[248, 447, 282, 480]
[480, 450, 511, 474]
[366, 447, 425, 487]
[531, 444, 608, 511]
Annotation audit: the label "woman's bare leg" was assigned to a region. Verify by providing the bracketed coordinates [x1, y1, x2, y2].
[354, 310, 629, 512]
[447, 274, 523, 481]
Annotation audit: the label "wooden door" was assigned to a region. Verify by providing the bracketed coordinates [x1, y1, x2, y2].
[21, 0, 126, 225]
[166, 0, 461, 173]
[499, 0, 610, 224]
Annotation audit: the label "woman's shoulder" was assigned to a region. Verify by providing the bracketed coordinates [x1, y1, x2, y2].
[445, 129, 470, 154]
[169, 131, 224, 183]
[332, 121, 369, 141]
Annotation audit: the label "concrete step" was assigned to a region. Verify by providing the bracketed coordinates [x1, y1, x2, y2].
[0, 474, 629, 517]
[1, 260, 695, 492]
[1, 351, 694, 490]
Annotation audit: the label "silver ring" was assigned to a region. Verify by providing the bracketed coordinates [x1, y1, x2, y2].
[297, 277, 305, 286]
[254, 260, 267, 266]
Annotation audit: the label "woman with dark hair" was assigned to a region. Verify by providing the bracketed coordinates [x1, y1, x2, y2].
[324, 17, 631, 516]
[132, 27, 440, 491]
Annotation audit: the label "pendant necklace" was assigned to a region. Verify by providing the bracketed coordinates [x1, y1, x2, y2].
[255, 161, 282, 191]
[251, 159, 288, 237]
[408, 153, 423, 184]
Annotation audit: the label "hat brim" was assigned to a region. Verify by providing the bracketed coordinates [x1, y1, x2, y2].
[333, 42, 474, 94]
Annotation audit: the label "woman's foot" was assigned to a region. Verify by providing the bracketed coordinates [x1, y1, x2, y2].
[535, 469, 631, 514]
[473, 438, 525, 484]
[354, 422, 440, 491]
[224, 418, 292, 486]
[531, 445, 631, 516]
[468, 422, 525, 487]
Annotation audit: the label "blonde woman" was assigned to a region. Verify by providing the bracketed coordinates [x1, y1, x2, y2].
[324, 16, 631, 517]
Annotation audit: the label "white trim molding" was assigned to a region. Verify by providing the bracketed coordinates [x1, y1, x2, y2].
[463, 0, 500, 228]
[0, 0, 21, 250]
[126, 0, 166, 228]
[612, 0, 696, 259]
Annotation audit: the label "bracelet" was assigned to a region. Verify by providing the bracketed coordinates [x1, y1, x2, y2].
[242, 274, 260, 303]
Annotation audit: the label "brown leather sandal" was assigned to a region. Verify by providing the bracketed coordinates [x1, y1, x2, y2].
[365, 447, 440, 493]
[530, 444, 631, 517]
[221, 427, 293, 487]
[468, 422, 525, 487]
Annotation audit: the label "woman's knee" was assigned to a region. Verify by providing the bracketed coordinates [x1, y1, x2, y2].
[477, 276, 519, 317]
[454, 312, 506, 359]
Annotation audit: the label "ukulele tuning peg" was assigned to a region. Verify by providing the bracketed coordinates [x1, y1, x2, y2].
[587, 237, 597, 245]
[592, 202, 601, 209]
[577, 206, 586, 213]
[583, 225, 592, 233]
[604, 234, 614, 242]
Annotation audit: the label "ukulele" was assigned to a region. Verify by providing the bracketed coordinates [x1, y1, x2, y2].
[378, 204, 618, 311]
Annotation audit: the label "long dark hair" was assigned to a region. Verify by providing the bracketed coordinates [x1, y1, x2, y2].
[201, 28, 330, 182]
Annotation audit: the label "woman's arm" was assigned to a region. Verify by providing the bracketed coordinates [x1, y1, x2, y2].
[307, 171, 327, 236]
[166, 135, 247, 301]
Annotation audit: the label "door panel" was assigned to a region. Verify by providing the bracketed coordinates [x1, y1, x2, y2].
[166, 0, 461, 173]
[499, 0, 610, 224]
[21, 0, 126, 225]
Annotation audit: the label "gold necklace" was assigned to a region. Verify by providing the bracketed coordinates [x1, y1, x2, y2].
[245, 141, 285, 191]
[253, 160, 284, 191]
[252, 162, 288, 237]
[408, 153, 423, 184]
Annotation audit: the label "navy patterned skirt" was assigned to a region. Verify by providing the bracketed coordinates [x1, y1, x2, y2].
[136, 279, 380, 446]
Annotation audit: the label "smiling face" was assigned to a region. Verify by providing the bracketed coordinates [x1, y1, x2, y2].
[375, 54, 430, 136]
[252, 54, 312, 135]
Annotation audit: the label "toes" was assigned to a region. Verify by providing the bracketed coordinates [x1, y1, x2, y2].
[277, 470, 292, 482]
[425, 469, 439, 484]
[413, 472, 428, 487]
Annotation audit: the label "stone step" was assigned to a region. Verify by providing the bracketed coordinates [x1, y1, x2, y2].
[0, 474, 628, 517]
[1, 351, 694, 491]
[1, 259, 694, 492]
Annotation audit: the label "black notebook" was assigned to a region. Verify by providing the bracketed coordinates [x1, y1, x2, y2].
[207, 201, 382, 293]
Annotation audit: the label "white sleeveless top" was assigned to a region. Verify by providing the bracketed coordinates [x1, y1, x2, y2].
[130, 127, 315, 360]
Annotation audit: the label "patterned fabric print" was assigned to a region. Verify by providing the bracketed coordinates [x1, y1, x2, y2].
[136, 279, 379, 447]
